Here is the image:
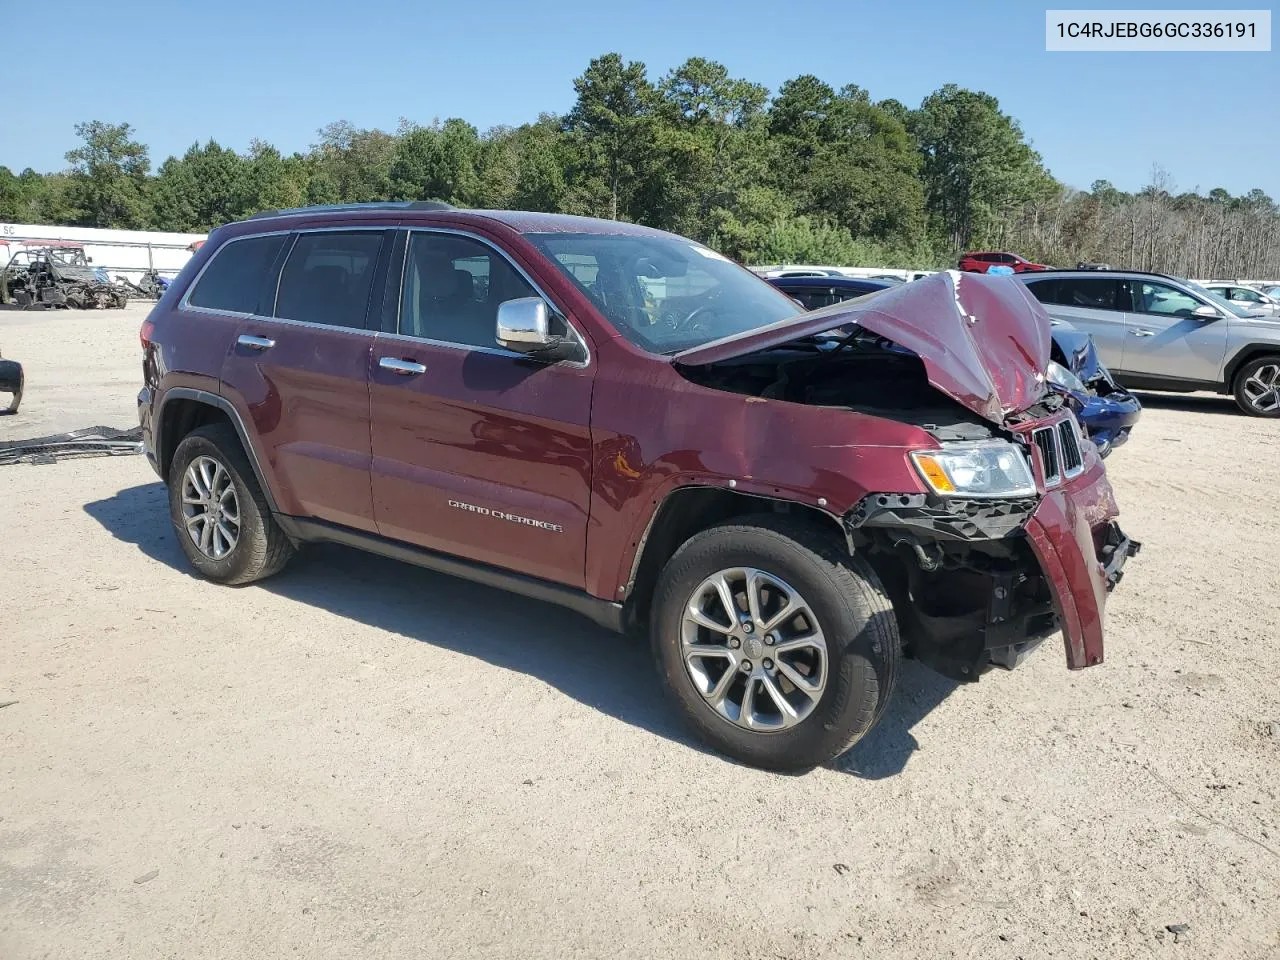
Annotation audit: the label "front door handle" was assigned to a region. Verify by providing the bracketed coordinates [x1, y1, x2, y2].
[237, 334, 276, 351]
[379, 357, 427, 376]
[1131, 328, 1155, 337]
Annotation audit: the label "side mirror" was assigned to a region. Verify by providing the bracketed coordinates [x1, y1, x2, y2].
[496, 297, 583, 362]
[1192, 304, 1220, 321]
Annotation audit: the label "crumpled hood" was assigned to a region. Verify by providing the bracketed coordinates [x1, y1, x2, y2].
[675, 270, 1051, 424]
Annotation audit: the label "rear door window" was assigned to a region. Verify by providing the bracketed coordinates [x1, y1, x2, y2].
[1064, 278, 1121, 310]
[186, 234, 288, 314]
[1026, 277, 1121, 310]
[274, 230, 385, 328]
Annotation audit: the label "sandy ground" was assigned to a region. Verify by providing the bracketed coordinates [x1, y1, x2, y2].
[1, 308, 1278, 960]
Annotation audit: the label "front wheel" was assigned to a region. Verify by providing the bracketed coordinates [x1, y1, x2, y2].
[1233, 356, 1280, 417]
[650, 516, 900, 771]
[168, 423, 294, 584]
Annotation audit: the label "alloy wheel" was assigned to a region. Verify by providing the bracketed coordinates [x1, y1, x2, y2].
[1243, 363, 1280, 413]
[181, 455, 241, 560]
[680, 567, 827, 731]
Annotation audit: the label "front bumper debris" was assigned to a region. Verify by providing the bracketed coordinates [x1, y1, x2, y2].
[847, 491, 1040, 541]
[0, 425, 144, 466]
[848, 447, 1136, 680]
[1023, 456, 1130, 670]
[1100, 521, 1140, 589]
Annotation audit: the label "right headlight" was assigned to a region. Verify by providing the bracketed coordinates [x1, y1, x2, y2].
[911, 440, 1037, 498]
[1046, 359, 1087, 394]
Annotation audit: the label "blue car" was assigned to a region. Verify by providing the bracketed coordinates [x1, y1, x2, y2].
[766, 275, 1141, 456]
[1044, 321, 1141, 457]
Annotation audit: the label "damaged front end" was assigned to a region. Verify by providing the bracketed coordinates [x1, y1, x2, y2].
[676, 271, 1140, 683]
[848, 491, 1057, 679]
[1049, 325, 1142, 457]
[846, 468, 1137, 681]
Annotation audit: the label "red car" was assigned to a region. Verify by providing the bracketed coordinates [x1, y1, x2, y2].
[138, 203, 1137, 771]
[958, 251, 1049, 273]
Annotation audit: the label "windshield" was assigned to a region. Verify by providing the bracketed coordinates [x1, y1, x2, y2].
[1184, 280, 1255, 318]
[527, 232, 801, 354]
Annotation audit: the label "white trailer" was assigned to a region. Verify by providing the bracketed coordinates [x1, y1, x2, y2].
[0, 223, 207, 285]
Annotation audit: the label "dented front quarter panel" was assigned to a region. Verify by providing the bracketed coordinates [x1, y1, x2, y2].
[584, 335, 939, 601]
[1016, 423, 1120, 669]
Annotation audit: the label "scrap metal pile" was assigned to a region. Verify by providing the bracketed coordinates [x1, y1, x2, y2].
[1, 243, 129, 309]
[0, 425, 143, 465]
[115, 268, 170, 300]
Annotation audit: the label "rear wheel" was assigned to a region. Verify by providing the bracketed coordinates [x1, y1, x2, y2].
[650, 516, 900, 771]
[168, 423, 293, 584]
[1233, 356, 1280, 417]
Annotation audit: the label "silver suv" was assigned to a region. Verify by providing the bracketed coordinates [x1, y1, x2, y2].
[1019, 270, 1280, 417]
[1201, 282, 1280, 317]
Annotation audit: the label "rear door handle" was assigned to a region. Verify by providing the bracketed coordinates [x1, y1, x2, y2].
[1131, 328, 1155, 337]
[237, 334, 275, 351]
[379, 357, 427, 376]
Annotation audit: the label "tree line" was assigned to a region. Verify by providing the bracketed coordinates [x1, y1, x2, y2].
[1, 53, 1277, 277]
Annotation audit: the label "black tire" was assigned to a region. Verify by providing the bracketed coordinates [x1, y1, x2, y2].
[650, 515, 900, 772]
[0, 359, 22, 414]
[168, 423, 293, 584]
[1232, 356, 1280, 418]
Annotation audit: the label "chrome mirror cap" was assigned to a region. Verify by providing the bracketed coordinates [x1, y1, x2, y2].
[496, 297, 552, 349]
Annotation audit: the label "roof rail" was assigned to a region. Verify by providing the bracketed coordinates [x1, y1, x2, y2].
[1033, 267, 1181, 281]
[246, 200, 455, 220]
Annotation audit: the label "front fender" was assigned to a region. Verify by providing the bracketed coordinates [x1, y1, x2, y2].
[583, 353, 936, 601]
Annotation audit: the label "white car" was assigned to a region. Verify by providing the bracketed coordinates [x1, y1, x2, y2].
[1202, 282, 1280, 317]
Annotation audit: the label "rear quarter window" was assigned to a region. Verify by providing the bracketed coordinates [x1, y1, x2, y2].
[186, 234, 287, 314]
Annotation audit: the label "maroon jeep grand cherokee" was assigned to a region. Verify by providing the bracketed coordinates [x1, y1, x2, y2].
[138, 202, 1138, 770]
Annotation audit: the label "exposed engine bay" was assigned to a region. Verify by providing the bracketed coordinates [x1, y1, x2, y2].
[677, 329, 1002, 441]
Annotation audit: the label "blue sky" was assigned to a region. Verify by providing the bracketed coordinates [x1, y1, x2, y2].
[8, 0, 1277, 196]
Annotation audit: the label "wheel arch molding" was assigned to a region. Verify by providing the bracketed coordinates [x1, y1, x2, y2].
[155, 387, 279, 514]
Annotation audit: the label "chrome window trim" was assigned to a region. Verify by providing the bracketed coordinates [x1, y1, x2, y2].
[179, 225, 393, 327]
[377, 330, 552, 360]
[394, 226, 591, 369]
[178, 229, 292, 319]
[238, 314, 373, 337]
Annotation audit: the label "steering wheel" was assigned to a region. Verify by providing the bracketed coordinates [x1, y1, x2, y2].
[669, 303, 717, 335]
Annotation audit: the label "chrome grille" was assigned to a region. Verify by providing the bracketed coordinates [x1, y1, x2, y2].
[1031, 415, 1085, 487]
[1058, 419, 1083, 475]
[1033, 427, 1059, 484]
